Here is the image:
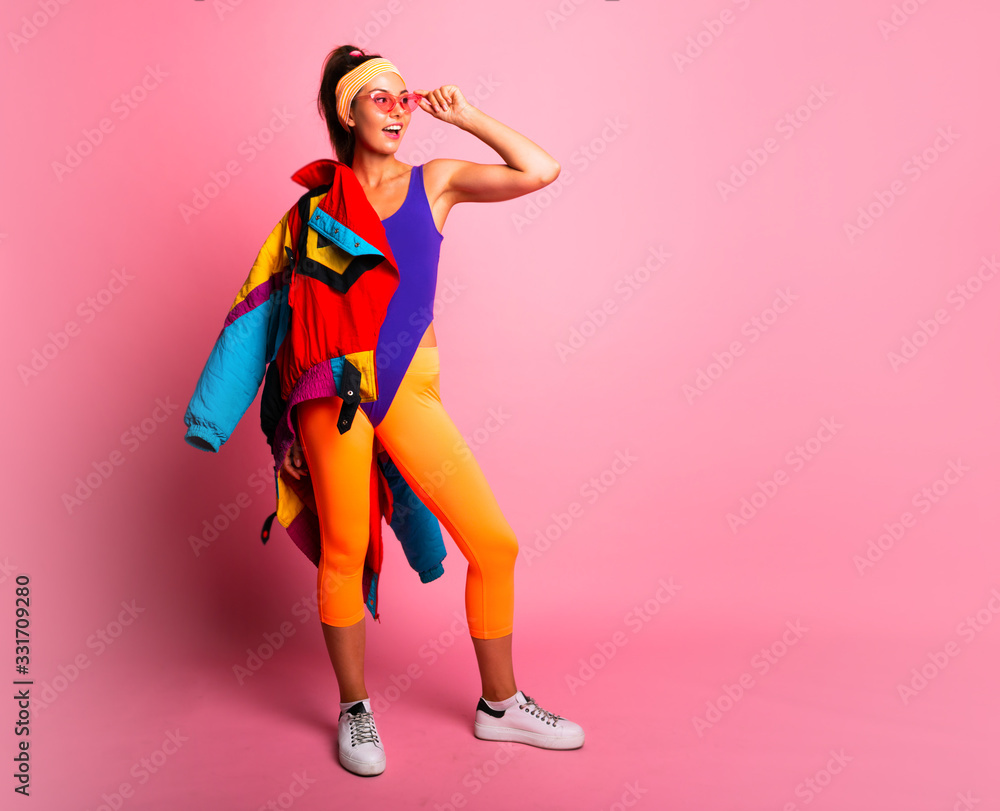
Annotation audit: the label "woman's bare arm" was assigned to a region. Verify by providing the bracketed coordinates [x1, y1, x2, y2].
[416, 84, 561, 205]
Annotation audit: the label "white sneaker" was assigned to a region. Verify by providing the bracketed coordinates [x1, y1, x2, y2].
[337, 700, 385, 776]
[474, 690, 584, 750]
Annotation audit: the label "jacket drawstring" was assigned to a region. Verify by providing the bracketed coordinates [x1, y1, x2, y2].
[260, 511, 277, 544]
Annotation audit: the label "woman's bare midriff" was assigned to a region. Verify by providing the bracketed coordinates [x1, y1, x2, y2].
[418, 322, 437, 347]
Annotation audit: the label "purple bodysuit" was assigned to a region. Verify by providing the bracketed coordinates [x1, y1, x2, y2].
[360, 163, 443, 427]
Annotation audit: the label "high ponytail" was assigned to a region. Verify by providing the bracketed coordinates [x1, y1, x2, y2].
[317, 45, 384, 166]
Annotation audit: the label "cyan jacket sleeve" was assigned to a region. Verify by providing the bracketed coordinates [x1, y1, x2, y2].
[184, 212, 292, 452]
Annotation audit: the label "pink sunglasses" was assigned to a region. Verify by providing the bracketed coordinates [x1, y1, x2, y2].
[357, 90, 426, 114]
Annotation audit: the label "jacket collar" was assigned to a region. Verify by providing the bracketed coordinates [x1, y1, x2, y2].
[290, 159, 398, 266]
[291, 158, 339, 190]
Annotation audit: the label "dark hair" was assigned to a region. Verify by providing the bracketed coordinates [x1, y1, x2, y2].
[317, 45, 384, 166]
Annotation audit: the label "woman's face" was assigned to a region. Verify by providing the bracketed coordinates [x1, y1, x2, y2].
[348, 72, 411, 154]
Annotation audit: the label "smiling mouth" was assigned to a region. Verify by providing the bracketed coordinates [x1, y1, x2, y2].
[383, 125, 402, 135]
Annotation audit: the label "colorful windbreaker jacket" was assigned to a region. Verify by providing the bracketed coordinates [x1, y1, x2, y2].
[183, 158, 447, 623]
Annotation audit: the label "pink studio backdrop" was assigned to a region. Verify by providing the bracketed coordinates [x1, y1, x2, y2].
[4, 1, 999, 808]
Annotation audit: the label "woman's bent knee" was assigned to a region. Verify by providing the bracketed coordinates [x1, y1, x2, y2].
[490, 524, 519, 569]
[318, 566, 364, 622]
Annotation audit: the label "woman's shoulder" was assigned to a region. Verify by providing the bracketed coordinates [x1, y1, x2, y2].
[420, 158, 456, 187]
[421, 158, 477, 205]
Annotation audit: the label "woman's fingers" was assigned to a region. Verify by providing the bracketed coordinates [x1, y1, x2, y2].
[282, 441, 308, 480]
[415, 87, 448, 114]
[293, 442, 308, 475]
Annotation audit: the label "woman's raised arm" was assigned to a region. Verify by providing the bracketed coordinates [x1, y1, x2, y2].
[415, 83, 560, 205]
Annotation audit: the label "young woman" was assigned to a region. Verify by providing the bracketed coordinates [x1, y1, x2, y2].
[283, 46, 584, 777]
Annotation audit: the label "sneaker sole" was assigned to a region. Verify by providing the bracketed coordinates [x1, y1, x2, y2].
[474, 720, 584, 750]
[339, 752, 386, 776]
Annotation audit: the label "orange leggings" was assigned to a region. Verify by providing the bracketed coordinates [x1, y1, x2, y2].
[295, 346, 518, 639]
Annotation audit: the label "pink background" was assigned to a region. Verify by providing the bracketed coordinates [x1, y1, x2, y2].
[5, 0, 999, 808]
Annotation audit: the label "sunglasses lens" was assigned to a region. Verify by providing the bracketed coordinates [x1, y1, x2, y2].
[400, 94, 420, 111]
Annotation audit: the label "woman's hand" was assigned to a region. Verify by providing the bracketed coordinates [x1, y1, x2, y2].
[282, 436, 308, 480]
[414, 85, 474, 127]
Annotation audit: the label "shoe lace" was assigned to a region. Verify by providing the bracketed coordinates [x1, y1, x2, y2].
[349, 710, 380, 746]
[518, 693, 563, 726]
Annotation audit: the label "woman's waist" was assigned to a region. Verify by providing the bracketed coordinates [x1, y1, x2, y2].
[407, 343, 440, 374]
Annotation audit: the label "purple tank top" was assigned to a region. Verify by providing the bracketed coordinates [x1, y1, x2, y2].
[361, 163, 443, 427]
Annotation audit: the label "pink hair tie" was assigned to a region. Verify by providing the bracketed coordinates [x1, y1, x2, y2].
[349, 49, 362, 56]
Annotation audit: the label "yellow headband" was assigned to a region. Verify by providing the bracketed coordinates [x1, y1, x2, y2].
[335, 58, 405, 131]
